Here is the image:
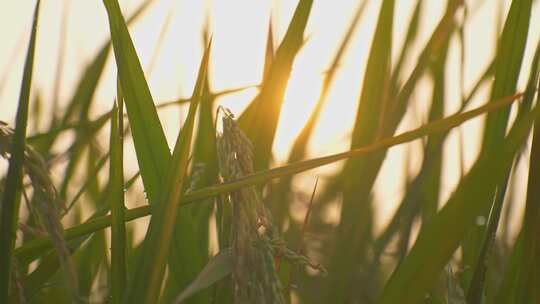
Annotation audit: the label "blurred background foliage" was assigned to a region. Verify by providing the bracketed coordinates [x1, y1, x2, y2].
[1, 0, 540, 303]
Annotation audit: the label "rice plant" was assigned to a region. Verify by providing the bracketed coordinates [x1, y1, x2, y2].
[1, 0, 539, 303]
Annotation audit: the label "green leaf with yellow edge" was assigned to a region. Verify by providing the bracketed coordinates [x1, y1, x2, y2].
[238, 0, 313, 171]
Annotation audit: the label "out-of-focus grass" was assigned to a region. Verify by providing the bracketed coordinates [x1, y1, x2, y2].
[1, 0, 539, 303]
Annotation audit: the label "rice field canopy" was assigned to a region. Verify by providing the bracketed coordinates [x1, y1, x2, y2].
[1, 0, 539, 303]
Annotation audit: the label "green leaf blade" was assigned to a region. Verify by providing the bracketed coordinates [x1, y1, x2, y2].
[173, 248, 233, 304]
[110, 81, 127, 304]
[238, 0, 313, 171]
[0, 1, 40, 301]
[124, 40, 212, 304]
[103, 0, 170, 205]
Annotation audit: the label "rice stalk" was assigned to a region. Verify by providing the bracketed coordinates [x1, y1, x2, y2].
[0, 121, 79, 300]
[216, 109, 324, 304]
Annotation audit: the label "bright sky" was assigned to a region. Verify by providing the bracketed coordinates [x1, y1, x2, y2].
[1, 0, 539, 234]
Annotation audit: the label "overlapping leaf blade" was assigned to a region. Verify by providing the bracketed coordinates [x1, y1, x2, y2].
[110, 83, 126, 303]
[103, 0, 170, 206]
[173, 248, 233, 304]
[162, 34, 218, 304]
[124, 41, 211, 304]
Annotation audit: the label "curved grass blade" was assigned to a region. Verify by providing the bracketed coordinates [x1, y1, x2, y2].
[13, 93, 523, 264]
[124, 40, 212, 304]
[0, 1, 40, 301]
[173, 248, 233, 304]
[103, 0, 170, 205]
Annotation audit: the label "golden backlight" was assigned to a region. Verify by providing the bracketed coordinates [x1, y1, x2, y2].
[2, 1, 540, 303]
[1, 0, 539, 234]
